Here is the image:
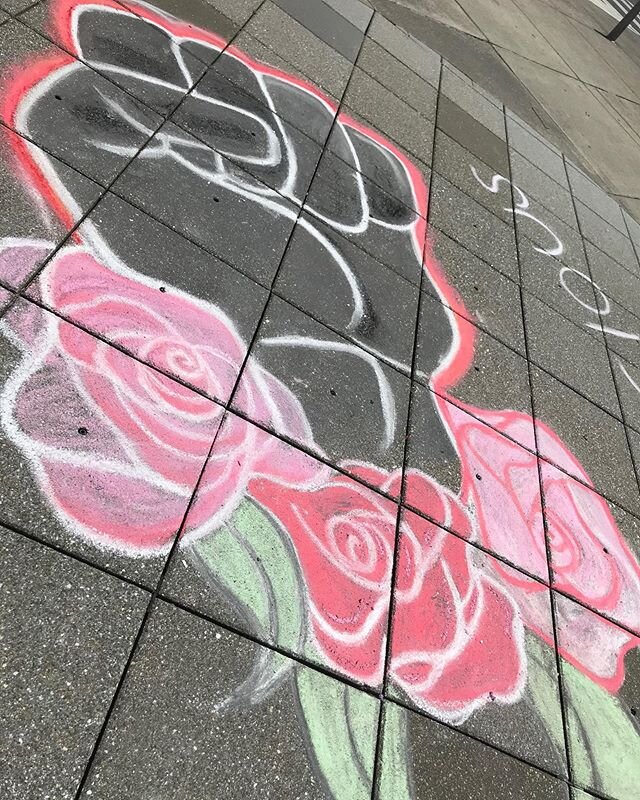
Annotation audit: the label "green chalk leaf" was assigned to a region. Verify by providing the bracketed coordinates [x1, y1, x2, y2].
[525, 634, 567, 760]
[296, 665, 381, 800]
[561, 655, 640, 798]
[376, 703, 414, 800]
[190, 499, 305, 705]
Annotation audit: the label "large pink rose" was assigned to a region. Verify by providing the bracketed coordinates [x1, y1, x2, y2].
[35, 245, 250, 401]
[391, 503, 525, 723]
[250, 465, 525, 713]
[446, 401, 640, 690]
[0, 243, 315, 553]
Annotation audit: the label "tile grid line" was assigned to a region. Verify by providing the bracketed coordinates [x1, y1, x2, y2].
[0, 9, 636, 792]
[7, 4, 300, 299]
[564, 150, 640, 473]
[8, 177, 640, 483]
[1, 1, 636, 792]
[369, 52, 444, 800]
[425, 166, 640, 433]
[6, 3, 428, 257]
[3, 27, 632, 454]
[0, 281, 560, 599]
[622, 205, 640, 269]
[9, 145, 640, 503]
[66, 7, 282, 796]
[0, 50, 203, 302]
[504, 104, 574, 788]
[515, 0, 640, 107]
[0, 0, 39, 19]
[12, 5, 214, 118]
[0, 506, 612, 796]
[70, 410, 229, 800]
[2, 0, 636, 744]
[428, 138, 639, 330]
[219, 29, 366, 424]
[4, 188, 640, 646]
[160, 589, 587, 791]
[2, 358, 637, 638]
[4, 268, 640, 642]
[16, 0, 437, 232]
[563, 147, 640, 560]
[558, 151, 640, 800]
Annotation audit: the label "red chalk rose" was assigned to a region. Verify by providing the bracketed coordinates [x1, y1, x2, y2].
[390, 478, 525, 723]
[250, 464, 401, 685]
[252, 465, 526, 717]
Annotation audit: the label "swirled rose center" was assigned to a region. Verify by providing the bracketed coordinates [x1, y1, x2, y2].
[145, 337, 207, 380]
[328, 512, 392, 580]
[547, 511, 583, 572]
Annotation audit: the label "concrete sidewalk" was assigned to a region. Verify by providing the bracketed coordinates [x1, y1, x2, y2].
[369, 0, 640, 221]
[0, 1, 638, 800]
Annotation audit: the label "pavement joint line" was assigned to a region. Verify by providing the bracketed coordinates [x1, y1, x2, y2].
[505, 111, 573, 785]
[429, 145, 636, 282]
[13, 7, 635, 321]
[2, 4, 640, 794]
[157, 592, 382, 704]
[70, 409, 228, 800]
[564, 147, 640, 577]
[376, 56, 443, 714]
[340, 99, 433, 183]
[170, 54, 432, 219]
[67, 8, 277, 796]
[1, 21, 234, 298]
[1, 0, 39, 19]
[263, 0, 363, 64]
[0, 505, 619, 798]
[622, 200, 640, 266]
[379, 116, 437, 703]
[226, 11, 346, 106]
[3, 437, 637, 683]
[387, 689, 572, 788]
[12, 7, 212, 116]
[362, 10, 444, 88]
[0, 515, 153, 593]
[159, 589, 592, 796]
[516, 0, 640, 103]
[15, 254, 640, 545]
[13, 9, 303, 294]
[361, 43, 441, 116]
[220, 17, 424, 426]
[15, 207, 640, 533]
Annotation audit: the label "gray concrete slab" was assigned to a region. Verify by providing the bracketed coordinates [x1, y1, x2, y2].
[426, 228, 527, 355]
[0, 296, 219, 586]
[377, 702, 570, 799]
[524, 291, 621, 417]
[1, 2, 640, 797]
[556, 594, 640, 800]
[0, 527, 148, 799]
[429, 173, 518, 280]
[368, 11, 442, 84]
[356, 37, 438, 119]
[244, 1, 354, 99]
[78, 600, 378, 799]
[342, 67, 435, 165]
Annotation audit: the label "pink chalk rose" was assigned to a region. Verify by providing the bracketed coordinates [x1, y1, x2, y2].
[1, 243, 316, 553]
[447, 403, 640, 691]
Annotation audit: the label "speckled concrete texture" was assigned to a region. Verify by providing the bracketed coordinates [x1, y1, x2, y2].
[0, 1, 639, 798]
